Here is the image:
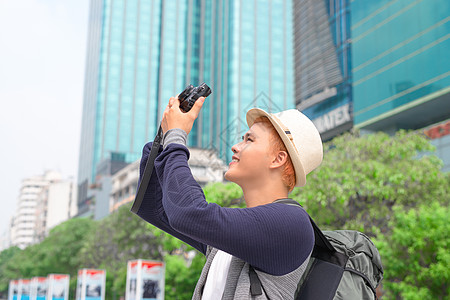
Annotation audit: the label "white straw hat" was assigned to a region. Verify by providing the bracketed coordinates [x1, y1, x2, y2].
[246, 108, 323, 187]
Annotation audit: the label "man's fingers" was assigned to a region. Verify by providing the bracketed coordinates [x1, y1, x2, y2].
[169, 97, 176, 107]
[190, 97, 205, 117]
[172, 96, 180, 108]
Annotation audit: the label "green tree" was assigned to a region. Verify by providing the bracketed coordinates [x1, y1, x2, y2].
[290, 129, 449, 299]
[291, 130, 449, 234]
[0, 246, 21, 297]
[203, 182, 244, 208]
[79, 203, 161, 300]
[164, 253, 205, 300]
[374, 202, 449, 299]
[1, 218, 95, 298]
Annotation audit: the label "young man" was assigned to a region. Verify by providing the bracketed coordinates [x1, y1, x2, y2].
[135, 96, 323, 299]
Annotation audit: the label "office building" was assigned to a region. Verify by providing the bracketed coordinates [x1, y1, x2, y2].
[110, 160, 139, 212]
[293, 0, 352, 141]
[10, 171, 62, 249]
[191, 0, 295, 157]
[0, 227, 11, 252]
[351, 0, 450, 170]
[351, 0, 450, 130]
[78, 0, 295, 212]
[294, 0, 449, 170]
[34, 180, 77, 243]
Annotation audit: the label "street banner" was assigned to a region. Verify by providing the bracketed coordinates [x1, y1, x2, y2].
[126, 261, 137, 300]
[47, 274, 69, 300]
[75, 269, 106, 300]
[75, 270, 82, 300]
[125, 260, 165, 300]
[16, 280, 21, 300]
[30, 277, 47, 300]
[8, 280, 19, 300]
[18, 279, 30, 300]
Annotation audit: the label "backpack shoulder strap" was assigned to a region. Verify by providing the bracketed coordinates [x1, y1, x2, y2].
[249, 199, 344, 297]
[273, 199, 336, 253]
[249, 265, 263, 296]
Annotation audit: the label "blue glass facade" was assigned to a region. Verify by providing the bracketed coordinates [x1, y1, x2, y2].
[199, 0, 295, 159]
[79, 0, 187, 186]
[352, 0, 450, 126]
[78, 0, 295, 186]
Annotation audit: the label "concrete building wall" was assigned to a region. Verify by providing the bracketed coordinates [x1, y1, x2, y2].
[11, 171, 62, 249]
[0, 225, 11, 251]
[46, 181, 74, 233]
[93, 176, 112, 220]
[9, 171, 79, 248]
[110, 160, 139, 212]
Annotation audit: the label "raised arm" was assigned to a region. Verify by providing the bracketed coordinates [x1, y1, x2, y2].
[135, 141, 207, 254]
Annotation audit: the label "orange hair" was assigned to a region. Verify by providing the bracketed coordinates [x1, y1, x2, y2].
[253, 117, 296, 191]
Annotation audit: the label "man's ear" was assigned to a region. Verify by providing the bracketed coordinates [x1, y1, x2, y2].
[269, 151, 289, 169]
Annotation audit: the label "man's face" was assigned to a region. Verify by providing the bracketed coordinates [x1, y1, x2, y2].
[224, 122, 274, 187]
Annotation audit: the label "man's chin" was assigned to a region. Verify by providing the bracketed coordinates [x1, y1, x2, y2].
[224, 170, 231, 181]
[224, 170, 236, 182]
[225, 170, 245, 188]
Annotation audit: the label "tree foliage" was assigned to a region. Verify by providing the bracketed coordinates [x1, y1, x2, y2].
[164, 253, 206, 300]
[374, 202, 449, 299]
[291, 130, 449, 234]
[1, 218, 95, 297]
[79, 203, 162, 298]
[0, 246, 21, 297]
[290, 130, 449, 298]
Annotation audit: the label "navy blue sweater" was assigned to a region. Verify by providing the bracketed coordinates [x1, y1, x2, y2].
[136, 141, 314, 276]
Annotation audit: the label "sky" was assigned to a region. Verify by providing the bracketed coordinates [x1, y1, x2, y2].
[0, 0, 90, 236]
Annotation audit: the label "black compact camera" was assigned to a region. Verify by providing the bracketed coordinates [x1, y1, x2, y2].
[178, 82, 212, 112]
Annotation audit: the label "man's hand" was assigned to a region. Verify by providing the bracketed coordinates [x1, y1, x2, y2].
[161, 96, 205, 135]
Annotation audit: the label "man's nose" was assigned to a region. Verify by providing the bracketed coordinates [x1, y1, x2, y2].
[231, 142, 240, 153]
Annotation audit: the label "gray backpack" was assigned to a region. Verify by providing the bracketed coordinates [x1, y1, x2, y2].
[249, 199, 384, 299]
[312, 230, 384, 299]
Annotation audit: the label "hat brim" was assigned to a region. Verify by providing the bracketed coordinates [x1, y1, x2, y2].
[246, 108, 306, 187]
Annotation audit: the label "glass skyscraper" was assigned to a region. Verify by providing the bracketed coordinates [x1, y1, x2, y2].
[352, 0, 450, 131]
[78, 0, 295, 200]
[293, 0, 352, 141]
[351, 0, 450, 172]
[193, 0, 295, 158]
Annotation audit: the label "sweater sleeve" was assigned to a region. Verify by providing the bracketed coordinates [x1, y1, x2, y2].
[135, 141, 207, 254]
[154, 143, 315, 276]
